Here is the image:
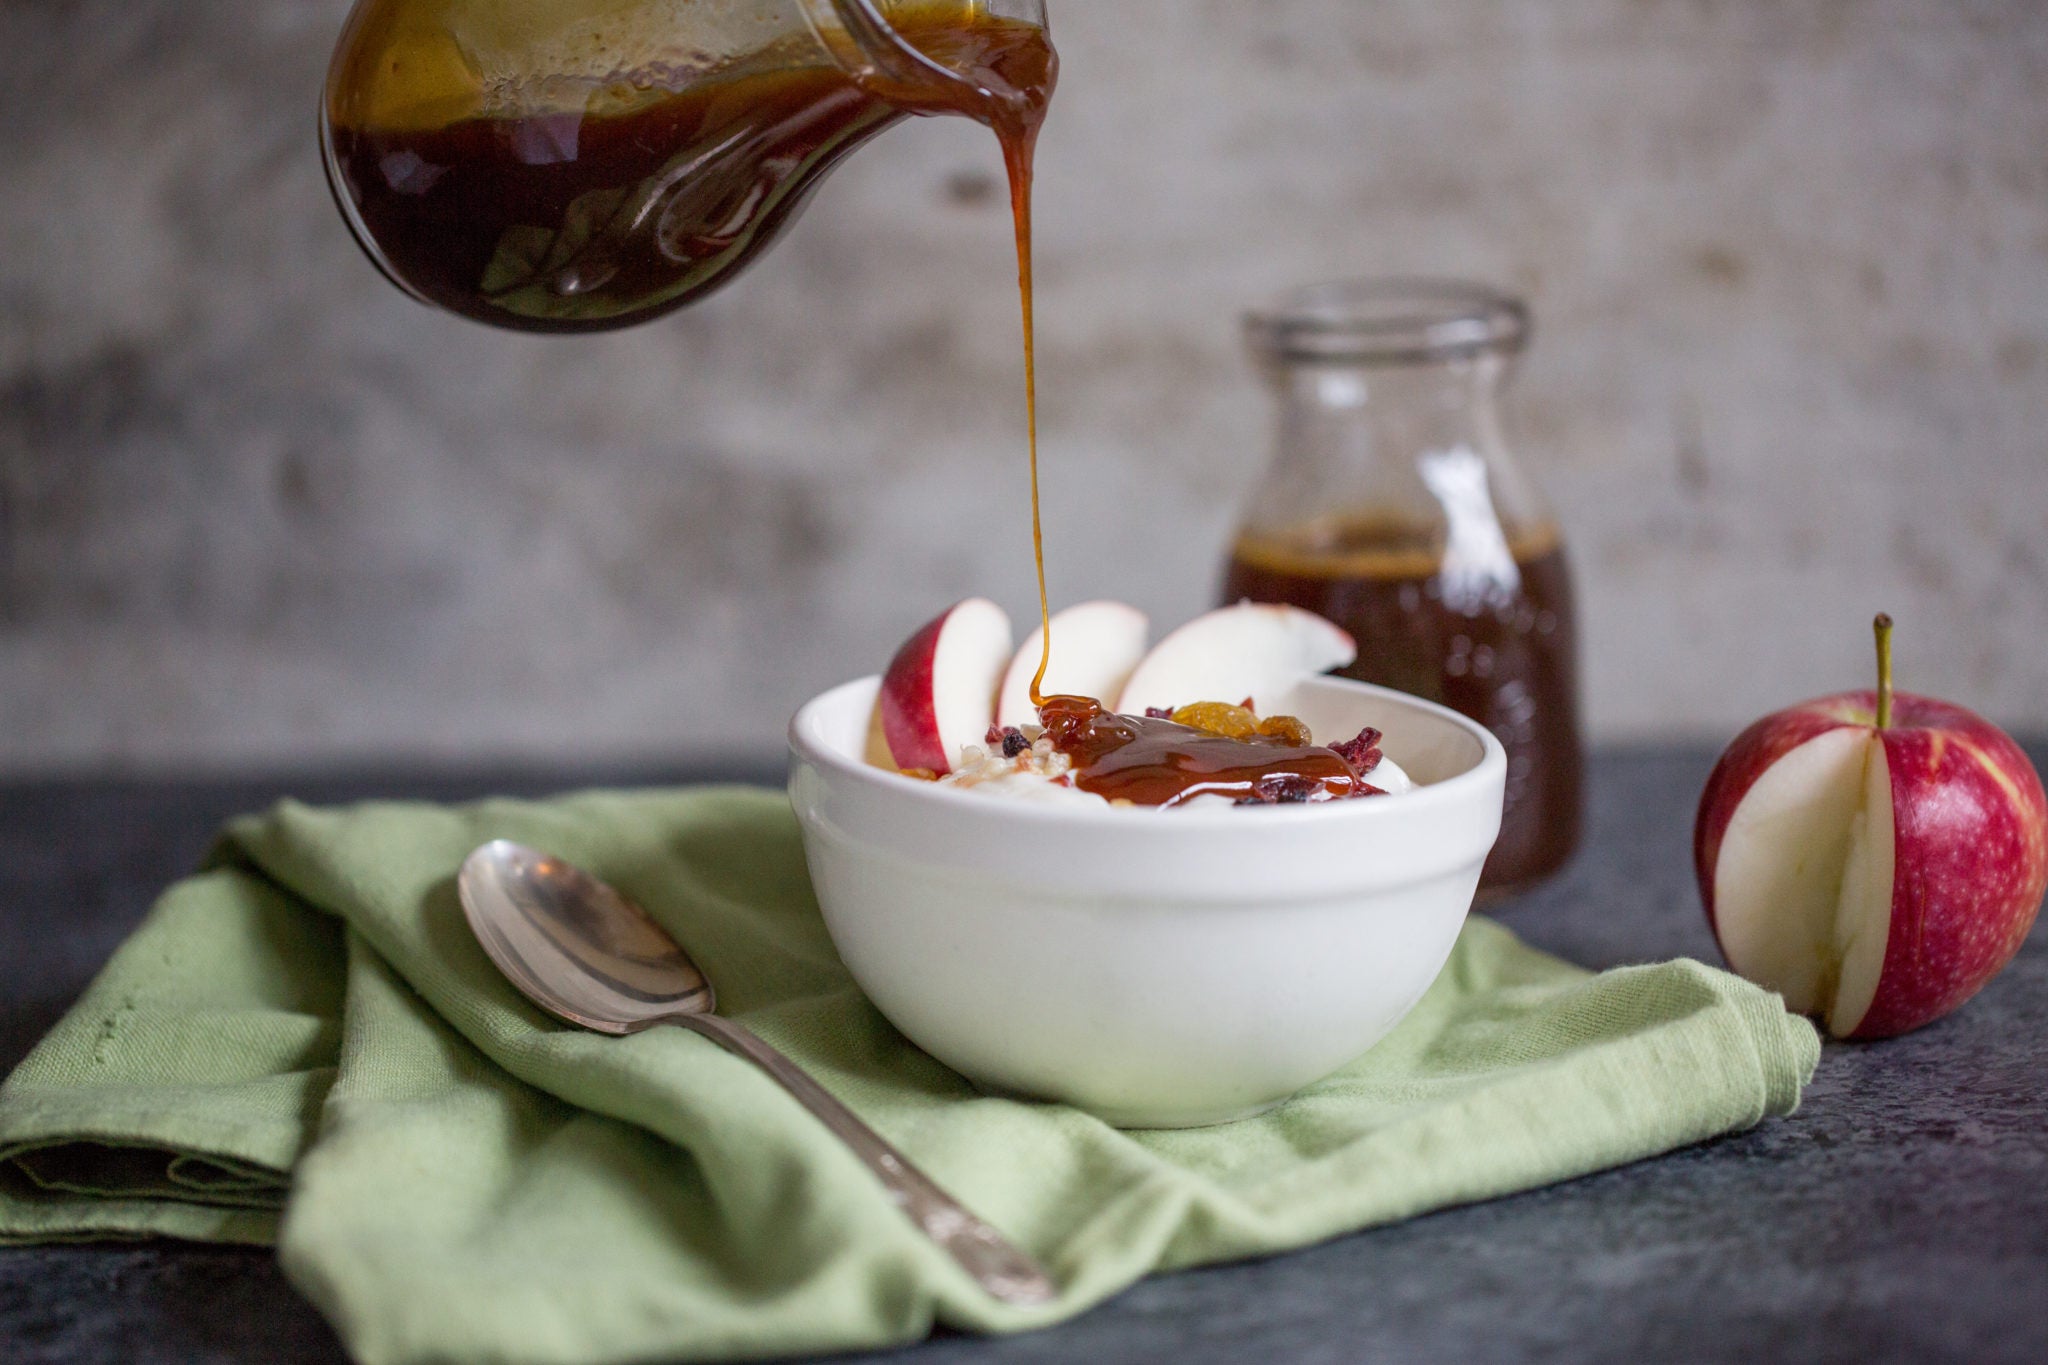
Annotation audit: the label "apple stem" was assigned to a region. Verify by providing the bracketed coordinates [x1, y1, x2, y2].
[1873, 613, 1894, 730]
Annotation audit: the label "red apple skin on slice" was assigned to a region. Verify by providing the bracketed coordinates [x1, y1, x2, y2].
[1855, 696, 2048, 1038]
[1697, 689, 2048, 1040]
[878, 599, 1013, 776]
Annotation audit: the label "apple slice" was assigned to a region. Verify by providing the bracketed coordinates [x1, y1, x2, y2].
[1704, 725, 1894, 1032]
[878, 598, 1013, 775]
[995, 600, 1149, 726]
[1116, 602, 1356, 716]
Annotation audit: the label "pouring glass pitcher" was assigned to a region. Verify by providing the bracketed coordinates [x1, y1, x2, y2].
[321, 0, 1054, 332]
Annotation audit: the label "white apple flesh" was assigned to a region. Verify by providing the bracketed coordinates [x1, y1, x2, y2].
[1696, 648, 2047, 1039]
[877, 598, 1013, 775]
[1116, 603, 1356, 717]
[995, 600, 1149, 727]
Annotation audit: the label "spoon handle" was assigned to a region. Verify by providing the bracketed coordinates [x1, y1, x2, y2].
[669, 1011, 1057, 1306]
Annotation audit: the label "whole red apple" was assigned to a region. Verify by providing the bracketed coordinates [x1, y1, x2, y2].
[1694, 616, 2047, 1039]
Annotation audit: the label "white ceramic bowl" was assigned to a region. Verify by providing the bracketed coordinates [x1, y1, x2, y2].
[787, 674, 1506, 1128]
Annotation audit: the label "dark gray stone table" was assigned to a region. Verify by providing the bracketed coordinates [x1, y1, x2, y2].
[4, 746, 2046, 1365]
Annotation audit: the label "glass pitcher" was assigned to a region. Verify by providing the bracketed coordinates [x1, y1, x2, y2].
[320, 0, 1053, 332]
[1220, 280, 1585, 897]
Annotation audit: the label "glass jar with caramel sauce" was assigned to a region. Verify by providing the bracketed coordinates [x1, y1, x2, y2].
[1220, 280, 1583, 896]
[320, 0, 1053, 332]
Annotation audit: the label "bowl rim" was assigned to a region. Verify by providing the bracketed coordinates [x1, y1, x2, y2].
[788, 672, 1508, 830]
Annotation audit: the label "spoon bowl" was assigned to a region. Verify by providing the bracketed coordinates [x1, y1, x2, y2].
[458, 840, 713, 1033]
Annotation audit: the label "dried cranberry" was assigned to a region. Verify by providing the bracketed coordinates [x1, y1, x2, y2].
[1239, 772, 1323, 805]
[1330, 726, 1384, 777]
[984, 725, 1032, 758]
[1144, 706, 1175, 720]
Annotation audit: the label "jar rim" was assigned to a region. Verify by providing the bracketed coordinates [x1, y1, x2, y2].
[811, 1, 1049, 92]
[1245, 278, 1530, 365]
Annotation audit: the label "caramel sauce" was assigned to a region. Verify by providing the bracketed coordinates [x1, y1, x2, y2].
[1037, 697, 1368, 808]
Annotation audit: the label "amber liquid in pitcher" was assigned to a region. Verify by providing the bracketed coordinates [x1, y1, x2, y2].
[324, 6, 1055, 333]
[1223, 516, 1584, 893]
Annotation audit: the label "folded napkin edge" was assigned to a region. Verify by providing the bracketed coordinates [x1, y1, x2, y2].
[1726, 979, 1822, 1116]
[0, 1107, 299, 1186]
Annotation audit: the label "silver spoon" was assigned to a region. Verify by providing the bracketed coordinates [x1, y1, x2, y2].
[456, 839, 1056, 1306]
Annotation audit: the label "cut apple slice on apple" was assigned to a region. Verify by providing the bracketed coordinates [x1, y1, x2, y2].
[1707, 727, 1895, 1035]
[995, 600, 1149, 726]
[878, 598, 1013, 775]
[1828, 751, 1896, 1036]
[1116, 602, 1356, 717]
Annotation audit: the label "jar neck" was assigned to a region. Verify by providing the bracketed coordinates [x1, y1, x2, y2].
[1244, 346, 1550, 557]
[1264, 351, 1514, 467]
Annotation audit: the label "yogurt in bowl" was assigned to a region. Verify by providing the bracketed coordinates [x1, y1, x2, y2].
[787, 672, 1506, 1128]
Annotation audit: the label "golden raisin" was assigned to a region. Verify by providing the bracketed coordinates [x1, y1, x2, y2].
[1170, 701, 1261, 739]
[1255, 714, 1313, 747]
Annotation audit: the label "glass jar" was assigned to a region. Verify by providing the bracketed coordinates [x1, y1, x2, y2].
[1220, 279, 1583, 896]
[320, 0, 1051, 332]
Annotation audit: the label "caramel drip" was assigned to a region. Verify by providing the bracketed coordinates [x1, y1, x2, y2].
[1007, 129, 1052, 708]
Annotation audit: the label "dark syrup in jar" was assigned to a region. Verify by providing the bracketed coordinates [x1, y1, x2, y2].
[1223, 515, 1583, 891]
[324, 7, 1055, 332]
[1037, 697, 1371, 808]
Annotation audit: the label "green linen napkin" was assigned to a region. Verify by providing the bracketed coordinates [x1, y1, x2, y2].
[0, 787, 1818, 1365]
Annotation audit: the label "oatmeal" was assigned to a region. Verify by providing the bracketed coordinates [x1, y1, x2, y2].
[939, 727, 1110, 807]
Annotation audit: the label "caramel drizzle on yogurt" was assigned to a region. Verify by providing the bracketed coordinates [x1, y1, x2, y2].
[1034, 696, 1371, 808]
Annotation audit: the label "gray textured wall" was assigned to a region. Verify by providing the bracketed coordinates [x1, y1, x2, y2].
[3, 0, 2045, 772]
